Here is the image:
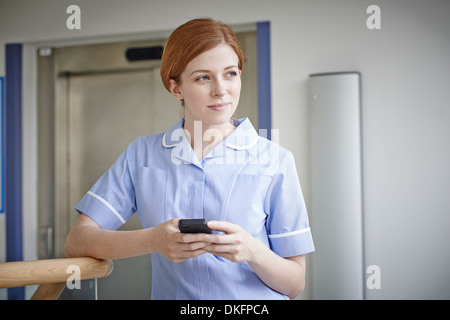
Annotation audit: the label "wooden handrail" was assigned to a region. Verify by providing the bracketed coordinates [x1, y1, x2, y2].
[0, 257, 113, 300]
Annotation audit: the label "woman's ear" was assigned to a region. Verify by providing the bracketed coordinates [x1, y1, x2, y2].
[168, 79, 184, 101]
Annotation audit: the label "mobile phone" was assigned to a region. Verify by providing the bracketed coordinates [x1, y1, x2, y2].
[178, 219, 212, 234]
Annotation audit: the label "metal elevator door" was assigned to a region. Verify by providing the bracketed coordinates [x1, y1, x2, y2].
[37, 32, 257, 299]
[68, 67, 177, 300]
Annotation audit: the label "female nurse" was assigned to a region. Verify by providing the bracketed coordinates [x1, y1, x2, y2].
[65, 18, 314, 299]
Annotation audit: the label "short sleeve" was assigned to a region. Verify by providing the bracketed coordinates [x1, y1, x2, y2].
[74, 139, 139, 230]
[264, 151, 315, 257]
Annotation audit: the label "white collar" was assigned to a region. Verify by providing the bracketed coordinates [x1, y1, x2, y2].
[162, 117, 259, 151]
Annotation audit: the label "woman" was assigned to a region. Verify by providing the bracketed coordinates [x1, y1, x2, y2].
[65, 18, 314, 300]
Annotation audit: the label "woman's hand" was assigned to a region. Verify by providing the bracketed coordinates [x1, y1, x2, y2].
[151, 218, 211, 263]
[205, 220, 306, 299]
[204, 220, 262, 263]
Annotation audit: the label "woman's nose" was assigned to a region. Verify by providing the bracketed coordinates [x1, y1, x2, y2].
[212, 79, 227, 97]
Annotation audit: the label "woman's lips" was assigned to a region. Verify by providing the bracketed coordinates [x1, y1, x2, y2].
[208, 103, 230, 111]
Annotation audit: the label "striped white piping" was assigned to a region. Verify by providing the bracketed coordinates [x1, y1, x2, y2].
[268, 227, 311, 239]
[87, 191, 126, 224]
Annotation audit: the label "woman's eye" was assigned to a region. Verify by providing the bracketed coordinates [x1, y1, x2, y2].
[196, 75, 209, 81]
[226, 71, 238, 78]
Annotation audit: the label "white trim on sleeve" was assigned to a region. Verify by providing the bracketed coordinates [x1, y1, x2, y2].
[268, 227, 311, 239]
[87, 191, 126, 224]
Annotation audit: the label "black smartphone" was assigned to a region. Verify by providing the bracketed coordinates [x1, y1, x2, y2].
[178, 219, 212, 234]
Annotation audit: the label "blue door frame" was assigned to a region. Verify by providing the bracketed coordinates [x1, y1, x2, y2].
[5, 43, 24, 300]
[256, 21, 272, 139]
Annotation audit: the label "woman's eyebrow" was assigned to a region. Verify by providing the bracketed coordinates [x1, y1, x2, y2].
[189, 65, 238, 76]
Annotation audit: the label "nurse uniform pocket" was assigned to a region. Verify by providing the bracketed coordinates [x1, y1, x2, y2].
[135, 166, 168, 228]
[225, 174, 272, 236]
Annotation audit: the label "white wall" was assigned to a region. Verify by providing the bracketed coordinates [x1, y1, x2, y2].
[1, 0, 449, 299]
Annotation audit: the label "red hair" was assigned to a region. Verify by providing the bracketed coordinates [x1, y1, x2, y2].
[160, 18, 245, 92]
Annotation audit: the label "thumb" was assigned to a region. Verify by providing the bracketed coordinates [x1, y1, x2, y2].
[207, 220, 237, 234]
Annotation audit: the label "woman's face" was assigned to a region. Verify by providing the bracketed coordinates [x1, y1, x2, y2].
[169, 43, 242, 127]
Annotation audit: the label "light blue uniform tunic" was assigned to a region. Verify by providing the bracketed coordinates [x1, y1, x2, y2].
[75, 117, 315, 299]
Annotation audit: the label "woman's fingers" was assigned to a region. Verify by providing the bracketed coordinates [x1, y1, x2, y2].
[207, 220, 239, 234]
[155, 218, 213, 263]
[159, 219, 257, 263]
[204, 220, 256, 262]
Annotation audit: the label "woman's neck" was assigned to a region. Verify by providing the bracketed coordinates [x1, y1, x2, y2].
[183, 118, 236, 161]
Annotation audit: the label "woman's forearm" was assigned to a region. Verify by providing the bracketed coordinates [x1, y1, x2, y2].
[64, 218, 155, 260]
[206, 220, 306, 299]
[247, 242, 306, 299]
[65, 214, 211, 262]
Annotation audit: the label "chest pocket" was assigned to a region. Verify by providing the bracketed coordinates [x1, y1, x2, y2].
[135, 166, 167, 228]
[225, 174, 272, 236]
